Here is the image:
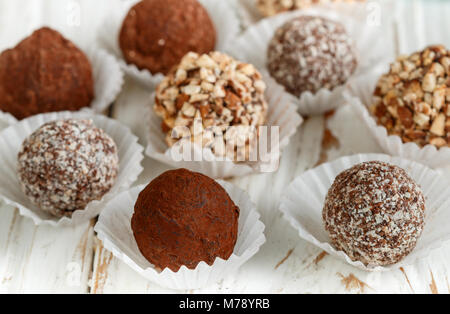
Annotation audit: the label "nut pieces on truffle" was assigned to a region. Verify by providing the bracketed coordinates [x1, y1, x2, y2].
[371, 45, 450, 148]
[323, 161, 425, 266]
[0, 27, 94, 120]
[256, 0, 364, 17]
[154, 51, 268, 161]
[17, 119, 119, 218]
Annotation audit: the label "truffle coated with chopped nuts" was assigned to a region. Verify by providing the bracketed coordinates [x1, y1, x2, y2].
[154, 51, 268, 161]
[267, 16, 357, 97]
[256, 0, 364, 17]
[323, 161, 425, 266]
[119, 0, 216, 75]
[17, 119, 119, 218]
[371, 45, 450, 148]
[131, 168, 240, 272]
[0, 27, 94, 120]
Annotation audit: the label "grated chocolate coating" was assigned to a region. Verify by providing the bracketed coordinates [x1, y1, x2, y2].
[131, 168, 239, 272]
[0, 27, 94, 120]
[17, 119, 119, 218]
[267, 16, 357, 97]
[323, 161, 425, 266]
[119, 0, 216, 75]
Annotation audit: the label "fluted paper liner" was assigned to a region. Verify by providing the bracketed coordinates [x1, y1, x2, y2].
[0, 111, 144, 227]
[346, 65, 450, 168]
[95, 180, 266, 290]
[226, 3, 395, 115]
[145, 73, 303, 179]
[0, 111, 16, 130]
[279, 153, 450, 272]
[98, 0, 241, 89]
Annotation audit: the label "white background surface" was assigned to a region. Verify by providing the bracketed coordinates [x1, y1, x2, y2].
[1, 0, 450, 293]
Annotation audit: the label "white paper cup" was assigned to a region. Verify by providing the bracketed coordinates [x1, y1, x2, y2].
[88, 48, 125, 113]
[94, 180, 266, 290]
[279, 153, 450, 272]
[98, 0, 241, 89]
[346, 64, 450, 169]
[0, 47, 123, 119]
[0, 111, 16, 130]
[145, 72, 303, 179]
[226, 3, 395, 116]
[0, 111, 144, 227]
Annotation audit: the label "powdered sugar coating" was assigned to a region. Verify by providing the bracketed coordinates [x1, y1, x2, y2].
[323, 161, 425, 266]
[267, 15, 357, 96]
[17, 119, 119, 218]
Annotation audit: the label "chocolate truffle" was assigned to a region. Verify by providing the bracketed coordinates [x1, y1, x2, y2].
[323, 161, 425, 266]
[0, 27, 94, 120]
[267, 16, 357, 97]
[17, 119, 119, 218]
[257, 0, 364, 17]
[131, 168, 239, 272]
[154, 51, 268, 161]
[371, 45, 450, 148]
[119, 0, 216, 75]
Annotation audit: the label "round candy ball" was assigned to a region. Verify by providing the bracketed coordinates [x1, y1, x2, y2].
[267, 16, 358, 97]
[154, 51, 268, 161]
[17, 119, 119, 218]
[131, 168, 240, 272]
[119, 0, 216, 75]
[0, 27, 94, 120]
[323, 161, 425, 266]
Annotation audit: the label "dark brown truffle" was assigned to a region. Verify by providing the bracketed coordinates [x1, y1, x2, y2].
[267, 16, 358, 96]
[131, 168, 239, 272]
[119, 0, 216, 75]
[323, 161, 425, 266]
[0, 27, 94, 120]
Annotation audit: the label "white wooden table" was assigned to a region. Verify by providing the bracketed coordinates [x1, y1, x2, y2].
[1, 0, 450, 294]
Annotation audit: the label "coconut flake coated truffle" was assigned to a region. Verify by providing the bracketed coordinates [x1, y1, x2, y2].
[323, 161, 425, 266]
[267, 16, 357, 97]
[0, 27, 94, 120]
[131, 168, 240, 272]
[17, 119, 119, 218]
[154, 51, 268, 161]
[119, 0, 216, 75]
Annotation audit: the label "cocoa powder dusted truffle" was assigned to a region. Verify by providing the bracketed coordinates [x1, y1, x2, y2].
[131, 169, 239, 272]
[371, 45, 450, 148]
[267, 16, 357, 97]
[154, 51, 268, 161]
[323, 161, 425, 266]
[0, 27, 94, 120]
[257, 0, 364, 17]
[119, 0, 216, 75]
[17, 119, 119, 218]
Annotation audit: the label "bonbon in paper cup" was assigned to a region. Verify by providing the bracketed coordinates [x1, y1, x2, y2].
[279, 153, 450, 272]
[145, 73, 303, 179]
[0, 111, 144, 227]
[95, 180, 266, 290]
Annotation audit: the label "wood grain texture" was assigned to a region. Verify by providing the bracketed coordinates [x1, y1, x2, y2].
[1, 0, 450, 294]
